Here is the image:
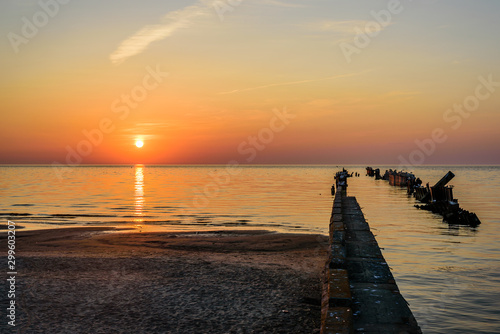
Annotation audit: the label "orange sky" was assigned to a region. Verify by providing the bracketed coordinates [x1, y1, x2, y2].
[1, 1, 499, 165]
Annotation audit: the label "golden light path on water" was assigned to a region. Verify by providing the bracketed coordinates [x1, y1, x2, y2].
[134, 165, 145, 227]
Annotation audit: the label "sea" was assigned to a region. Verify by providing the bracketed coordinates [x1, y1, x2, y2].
[1, 165, 499, 333]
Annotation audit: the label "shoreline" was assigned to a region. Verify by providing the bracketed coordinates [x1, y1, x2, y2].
[2, 227, 329, 333]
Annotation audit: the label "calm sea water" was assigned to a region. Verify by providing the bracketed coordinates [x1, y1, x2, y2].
[1, 165, 499, 333]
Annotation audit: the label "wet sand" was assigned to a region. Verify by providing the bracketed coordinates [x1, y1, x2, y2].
[3, 228, 329, 333]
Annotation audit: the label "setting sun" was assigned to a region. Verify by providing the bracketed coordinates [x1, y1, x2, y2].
[135, 140, 144, 148]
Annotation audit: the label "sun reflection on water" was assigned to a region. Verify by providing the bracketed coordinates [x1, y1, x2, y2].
[134, 165, 144, 224]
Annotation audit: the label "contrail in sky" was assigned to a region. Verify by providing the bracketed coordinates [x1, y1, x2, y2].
[218, 71, 371, 95]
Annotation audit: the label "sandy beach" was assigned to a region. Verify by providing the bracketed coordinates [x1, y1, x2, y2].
[2, 227, 329, 333]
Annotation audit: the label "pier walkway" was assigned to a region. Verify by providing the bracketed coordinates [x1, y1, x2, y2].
[321, 173, 421, 334]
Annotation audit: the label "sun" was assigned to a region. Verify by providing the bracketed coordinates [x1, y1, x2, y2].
[135, 140, 144, 148]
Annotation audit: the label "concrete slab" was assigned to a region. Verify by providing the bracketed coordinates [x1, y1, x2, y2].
[322, 180, 421, 334]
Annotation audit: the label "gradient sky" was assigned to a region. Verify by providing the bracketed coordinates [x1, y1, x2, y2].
[1, 0, 499, 165]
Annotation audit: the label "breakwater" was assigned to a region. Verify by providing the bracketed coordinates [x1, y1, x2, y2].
[321, 171, 421, 334]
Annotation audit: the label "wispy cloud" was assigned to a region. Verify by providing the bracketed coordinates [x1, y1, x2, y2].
[219, 71, 371, 95]
[383, 90, 421, 97]
[376, 90, 422, 103]
[110, 0, 215, 65]
[110, 0, 308, 65]
[310, 20, 369, 33]
[306, 19, 393, 36]
[257, 0, 306, 8]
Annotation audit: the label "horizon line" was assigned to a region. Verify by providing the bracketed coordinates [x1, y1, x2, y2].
[1, 163, 499, 167]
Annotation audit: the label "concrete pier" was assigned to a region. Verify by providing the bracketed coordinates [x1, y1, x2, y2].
[321, 172, 421, 334]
